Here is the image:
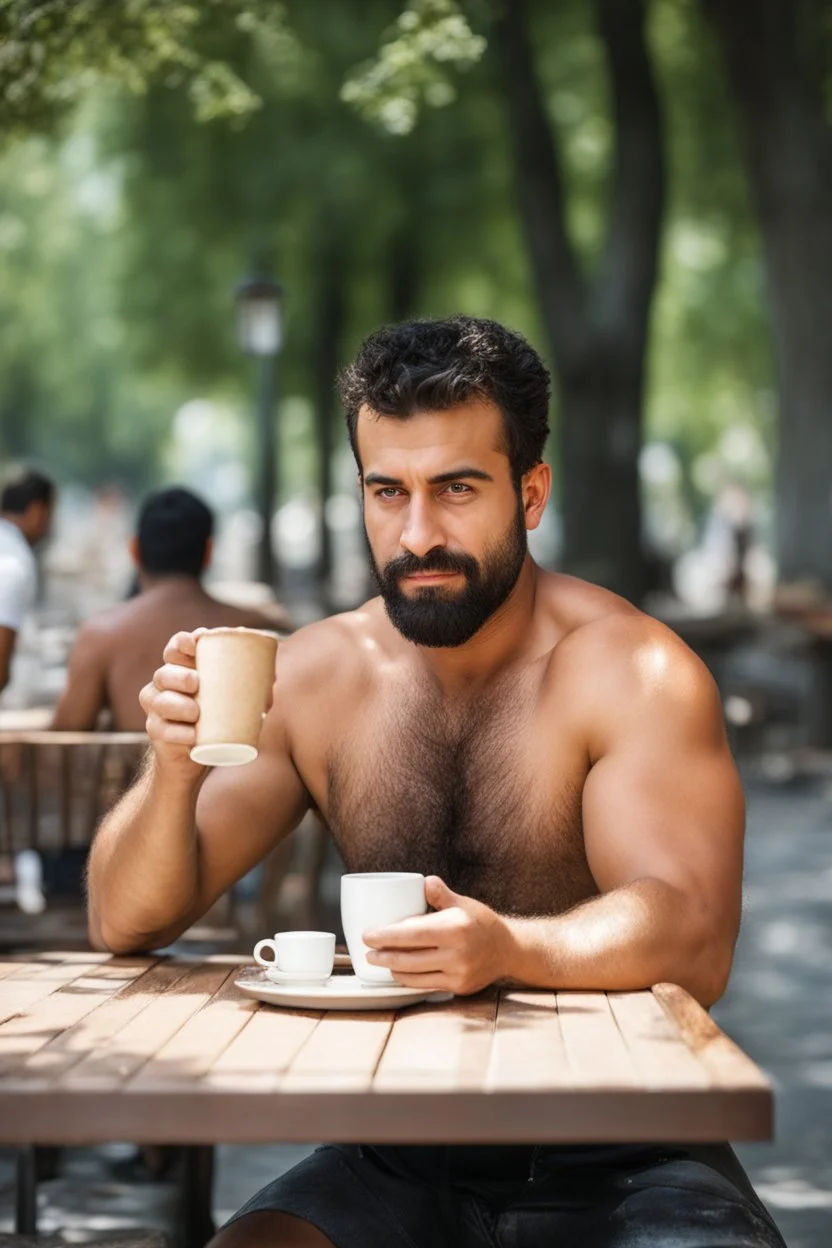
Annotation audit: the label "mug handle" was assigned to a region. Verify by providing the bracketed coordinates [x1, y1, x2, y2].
[253, 938, 280, 969]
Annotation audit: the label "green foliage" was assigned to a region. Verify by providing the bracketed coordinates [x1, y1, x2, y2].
[341, 0, 486, 134]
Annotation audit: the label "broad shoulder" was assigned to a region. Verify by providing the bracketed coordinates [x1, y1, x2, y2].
[274, 600, 386, 697]
[546, 589, 723, 758]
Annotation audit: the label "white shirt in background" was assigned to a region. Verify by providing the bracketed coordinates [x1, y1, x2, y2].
[0, 516, 36, 631]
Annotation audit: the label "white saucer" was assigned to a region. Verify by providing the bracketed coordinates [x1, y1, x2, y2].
[263, 968, 332, 986]
[235, 970, 451, 1012]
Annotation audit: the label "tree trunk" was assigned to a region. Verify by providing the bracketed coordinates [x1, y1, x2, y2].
[312, 219, 347, 600]
[494, 0, 663, 601]
[706, 0, 832, 590]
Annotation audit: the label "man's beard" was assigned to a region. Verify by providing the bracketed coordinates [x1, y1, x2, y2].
[367, 503, 528, 648]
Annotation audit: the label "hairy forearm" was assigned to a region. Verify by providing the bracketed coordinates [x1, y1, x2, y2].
[502, 878, 733, 1007]
[87, 754, 208, 953]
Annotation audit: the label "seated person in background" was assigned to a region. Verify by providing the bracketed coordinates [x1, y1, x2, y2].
[0, 468, 56, 694]
[52, 485, 290, 732]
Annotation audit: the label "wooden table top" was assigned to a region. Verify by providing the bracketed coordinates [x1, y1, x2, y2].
[0, 953, 772, 1145]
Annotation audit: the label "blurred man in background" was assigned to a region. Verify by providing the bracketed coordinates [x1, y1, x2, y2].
[0, 468, 56, 694]
[52, 485, 290, 731]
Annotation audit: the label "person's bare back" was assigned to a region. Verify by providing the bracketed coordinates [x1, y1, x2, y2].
[52, 578, 288, 732]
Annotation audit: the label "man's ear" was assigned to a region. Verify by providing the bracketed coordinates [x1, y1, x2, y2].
[522, 462, 551, 532]
[128, 536, 141, 568]
[203, 538, 214, 571]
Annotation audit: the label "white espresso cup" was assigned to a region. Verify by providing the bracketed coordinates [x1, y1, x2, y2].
[253, 930, 335, 983]
[341, 872, 426, 986]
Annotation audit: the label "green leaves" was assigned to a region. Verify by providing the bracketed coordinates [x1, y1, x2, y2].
[341, 0, 486, 134]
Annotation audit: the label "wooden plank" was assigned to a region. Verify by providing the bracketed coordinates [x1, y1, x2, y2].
[129, 968, 256, 1088]
[0, 1083, 774, 1145]
[0, 732, 147, 746]
[280, 1010, 396, 1092]
[486, 990, 572, 1090]
[374, 990, 497, 1091]
[13, 960, 181, 1084]
[608, 991, 709, 1088]
[205, 1005, 323, 1093]
[652, 983, 771, 1089]
[0, 958, 120, 1026]
[556, 992, 639, 1086]
[61, 962, 231, 1088]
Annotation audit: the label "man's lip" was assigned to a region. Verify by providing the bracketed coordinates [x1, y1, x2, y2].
[402, 570, 462, 583]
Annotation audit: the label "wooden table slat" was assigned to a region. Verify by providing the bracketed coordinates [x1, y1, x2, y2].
[60, 962, 231, 1088]
[16, 960, 185, 1085]
[129, 968, 256, 1089]
[556, 992, 640, 1087]
[0, 958, 125, 1027]
[280, 1010, 396, 1092]
[372, 990, 498, 1091]
[206, 1008, 323, 1092]
[607, 991, 710, 1088]
[0, 960, 153, 1076]
[653, 983, 772, 1089]
[486, 990, 572, 1090]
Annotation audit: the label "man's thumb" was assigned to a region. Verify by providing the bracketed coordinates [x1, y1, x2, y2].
[425, 875, 459, 910]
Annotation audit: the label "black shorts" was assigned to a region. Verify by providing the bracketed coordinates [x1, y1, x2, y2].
[223, 1142, 786, 1247]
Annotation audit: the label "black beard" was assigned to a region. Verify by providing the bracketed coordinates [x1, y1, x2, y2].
[367, 504, 528, 648]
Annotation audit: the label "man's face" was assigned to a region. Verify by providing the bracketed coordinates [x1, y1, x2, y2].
[358, 399, 529, 648]
[23, 499, 54, 547]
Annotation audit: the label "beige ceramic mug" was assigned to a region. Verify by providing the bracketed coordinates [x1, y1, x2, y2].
[190, 627, 278, 766]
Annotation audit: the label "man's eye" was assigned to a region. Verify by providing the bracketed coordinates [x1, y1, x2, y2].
[377, 487, 402, 499]
[445, 483, 471, 495]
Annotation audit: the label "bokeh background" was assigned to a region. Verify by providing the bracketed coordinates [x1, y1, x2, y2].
[1, 2, 831, 1245]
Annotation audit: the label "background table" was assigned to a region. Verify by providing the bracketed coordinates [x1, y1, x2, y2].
[0, 952, 772, 1145]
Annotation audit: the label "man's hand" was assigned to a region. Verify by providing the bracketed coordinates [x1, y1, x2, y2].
[139, 629, 209, 777]
[363, 875, 511, 995]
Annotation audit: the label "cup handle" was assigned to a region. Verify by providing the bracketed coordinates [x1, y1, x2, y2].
[253, 939, 280, 969]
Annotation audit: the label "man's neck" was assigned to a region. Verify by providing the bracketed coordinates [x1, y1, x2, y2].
[137, 571, 205, 595]
[412, 556, 541, 695]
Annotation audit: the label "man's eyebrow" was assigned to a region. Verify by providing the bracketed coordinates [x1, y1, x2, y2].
[363, 467, 494, 487]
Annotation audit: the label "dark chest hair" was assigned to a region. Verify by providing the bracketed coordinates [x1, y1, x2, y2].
[326, 673, 596, 916]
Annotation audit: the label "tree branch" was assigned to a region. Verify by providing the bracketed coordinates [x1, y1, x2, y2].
[594, 0, 664, 354]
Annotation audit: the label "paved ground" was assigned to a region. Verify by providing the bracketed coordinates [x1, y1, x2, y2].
[0, 771, 830, 1245]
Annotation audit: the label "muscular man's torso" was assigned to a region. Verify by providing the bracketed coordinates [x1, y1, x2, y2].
[282, 572, 642, 917]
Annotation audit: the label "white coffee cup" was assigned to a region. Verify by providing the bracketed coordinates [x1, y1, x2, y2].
[341, 872, 426, 985]
[253, 930, 335, 983]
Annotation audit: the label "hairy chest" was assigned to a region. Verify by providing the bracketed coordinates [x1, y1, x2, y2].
[324, 681, 597, 917]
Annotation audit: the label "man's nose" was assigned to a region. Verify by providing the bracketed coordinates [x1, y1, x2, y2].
[400, 497, 446, 559]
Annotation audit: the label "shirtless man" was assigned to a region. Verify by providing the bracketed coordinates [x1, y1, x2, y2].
[52, 486, 290, 732]
[88, 317, 784, 1248]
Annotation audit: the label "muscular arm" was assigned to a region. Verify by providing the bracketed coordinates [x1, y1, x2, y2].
[505, 631, 744, 1005]
[87, 634, 310, 953]
[51, 624, 108, 730]
[0, 627, 15, 692]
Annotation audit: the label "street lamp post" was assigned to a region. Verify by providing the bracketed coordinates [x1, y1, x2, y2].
[235, 277, 283, 588]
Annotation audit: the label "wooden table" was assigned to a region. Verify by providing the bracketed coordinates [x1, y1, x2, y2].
[0, 952, 773, 1243]
[0, 952, 772, 1143]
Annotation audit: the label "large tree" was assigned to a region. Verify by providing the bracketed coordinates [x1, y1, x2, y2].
[706, 0, 832, 591]
[494, 0, 664, 601]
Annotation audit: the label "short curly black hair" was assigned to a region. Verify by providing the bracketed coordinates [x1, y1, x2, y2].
[338, 315, 550, 482]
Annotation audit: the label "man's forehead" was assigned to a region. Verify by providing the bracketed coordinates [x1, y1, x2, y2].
[356, 399, 508, 472]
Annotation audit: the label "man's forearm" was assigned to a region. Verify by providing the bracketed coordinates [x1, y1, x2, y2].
[87, 755, 207, 953]
[501, 878, 733, 1007]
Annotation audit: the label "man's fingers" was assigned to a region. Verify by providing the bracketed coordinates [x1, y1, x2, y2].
[366, 948, 445, 974]
[162, 631, 199, 667]
[385, 971, 454, 991]
[153, 664, 199, 696]
[364, 910, 458, 949]
[145, 714, 197, 747]
[149, 690, 200, 724]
